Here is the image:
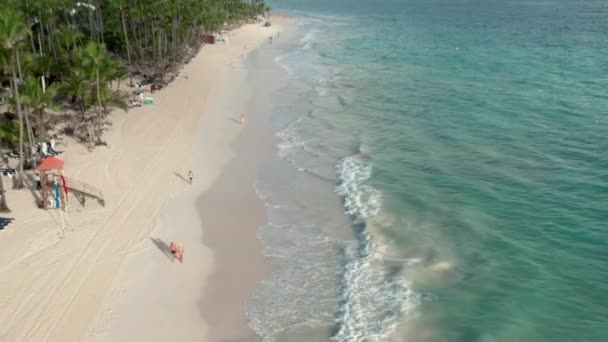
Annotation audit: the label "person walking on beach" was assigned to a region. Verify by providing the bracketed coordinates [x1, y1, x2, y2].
[240, 114, 246, 124]
[188, 170, 193, 184]
[169, 241, 184, 263]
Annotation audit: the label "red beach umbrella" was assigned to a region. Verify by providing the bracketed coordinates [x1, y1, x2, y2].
[36, 156, 65, 171]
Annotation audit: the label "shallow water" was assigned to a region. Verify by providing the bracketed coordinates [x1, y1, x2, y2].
[248, 1, 608, 341]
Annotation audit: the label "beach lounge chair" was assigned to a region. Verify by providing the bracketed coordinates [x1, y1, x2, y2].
[36, 141, 62, 157]
[40, 142, 49, 156]
[0, 217, 15, 231]
[134, 87, 145, 95]
[0, 168, 16, 177]
[47, 143, 63, 156]
[4, 149, 19, 159]
[128, 96, 143, 108]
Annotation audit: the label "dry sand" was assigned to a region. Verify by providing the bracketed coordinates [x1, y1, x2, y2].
[0, 17, 290, 342]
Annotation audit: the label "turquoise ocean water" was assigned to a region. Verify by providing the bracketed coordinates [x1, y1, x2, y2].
[247, 1, 608, 341]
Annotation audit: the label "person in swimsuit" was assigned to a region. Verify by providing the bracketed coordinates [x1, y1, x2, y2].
[169, 241, 184, 263]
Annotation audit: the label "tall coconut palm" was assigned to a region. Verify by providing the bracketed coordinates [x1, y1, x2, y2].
[0, 121, 19, 147]
[16, 52, 41, 148]
[0, 9, 30, 188]
[0, 121, 18, 212]
[62, 66, 87, 119]
[0, 170, 8, 212]
[57, 24, 84, 53]
[113, 0, 133, 84]
[81, 41, 110, 149]
[0, 48, 9, 89]
[98, 82, 127, 113]
[20, 75, 59, 141]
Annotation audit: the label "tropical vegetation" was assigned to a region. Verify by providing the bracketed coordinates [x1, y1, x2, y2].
[0, 0, 269, 205]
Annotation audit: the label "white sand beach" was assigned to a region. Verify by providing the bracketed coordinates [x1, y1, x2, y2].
[0, 17, 290, 342]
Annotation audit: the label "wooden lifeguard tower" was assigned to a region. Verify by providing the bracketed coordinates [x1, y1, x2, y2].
[36, 156, 67, 210]
[35, 156, 105, 210]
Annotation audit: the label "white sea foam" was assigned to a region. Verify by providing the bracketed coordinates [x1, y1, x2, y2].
[274, 27, 319, 77]
[315, 87, 329, 97]
[276, 117, 305, 158]
[315, 75, 330, 97]
[248, 218, 342, 341]
[335, 156, 382, 219]
[300, 29, 318, 50]
[274, 54, 294, 76]
[332, 156, 419, 342]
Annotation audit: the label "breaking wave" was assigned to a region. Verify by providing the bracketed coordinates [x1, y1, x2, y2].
[332, 155, 419, 342]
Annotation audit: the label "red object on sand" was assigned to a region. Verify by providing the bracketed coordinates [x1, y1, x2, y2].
[169, 241, 184, 263]
[36, 156, 65, 171]
[61, 175, 68, 199]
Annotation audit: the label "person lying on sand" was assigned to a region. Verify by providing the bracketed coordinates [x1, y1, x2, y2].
[169, 241, 184, 263]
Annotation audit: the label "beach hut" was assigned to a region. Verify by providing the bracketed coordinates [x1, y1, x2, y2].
[36, 156, 68, 210]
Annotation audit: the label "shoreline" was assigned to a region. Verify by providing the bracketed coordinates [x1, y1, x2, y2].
[91, 17, 293, 342]
[0, 17, 291, 342]
[197, 35, 295, 340]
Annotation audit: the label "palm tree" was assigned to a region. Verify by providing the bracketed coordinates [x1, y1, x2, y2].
[0, 0, 266, 154]
[113, 0, 133, 84]
[62, 66, 88, 119]
[98, 82, 127, 112]
[81, 41, 107, 105]
[0, 172, 8, 212]
[0, 121, 19, 147]
[57, 24, 84, 52]
[20, 75, 59, 141]
[81, 41, 111, 149]
[105, 61, 128, 91]
[0, 120, 19, 212]
[0, 9, 30, 188]
[14, 52, 39, 148]
[0, 47, 8, 79]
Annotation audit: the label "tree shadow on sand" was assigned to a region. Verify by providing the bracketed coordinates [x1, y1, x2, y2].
[150, 237, 173, 261]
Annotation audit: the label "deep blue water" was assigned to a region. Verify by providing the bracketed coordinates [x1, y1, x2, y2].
[248, 1, 608, 341]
